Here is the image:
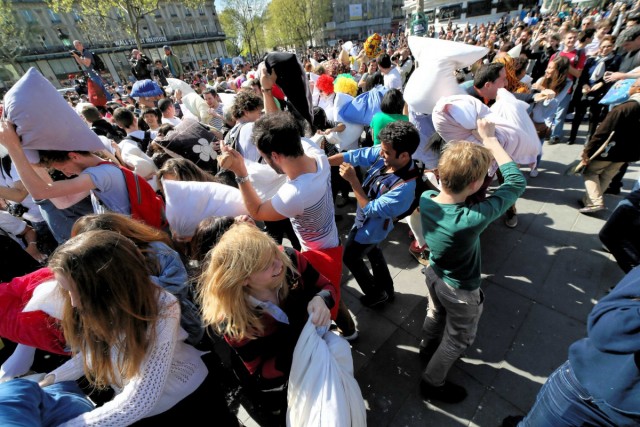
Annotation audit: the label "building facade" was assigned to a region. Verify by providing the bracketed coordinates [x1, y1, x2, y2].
[402, 0, 541, 30]
[324, 0, 406, 44]
[0, 0, 227, 90]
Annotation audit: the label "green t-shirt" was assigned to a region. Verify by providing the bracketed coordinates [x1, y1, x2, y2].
[419, 162, 526, 290]
[370, 112, 408, 145]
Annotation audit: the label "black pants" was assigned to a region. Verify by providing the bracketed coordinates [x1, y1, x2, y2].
[343, 227, 393, 298]
[0, 234, 40, 282]
[264, 219, 301, 251]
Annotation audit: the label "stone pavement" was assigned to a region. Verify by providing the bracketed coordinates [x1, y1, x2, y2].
[235, 120, 638, 426]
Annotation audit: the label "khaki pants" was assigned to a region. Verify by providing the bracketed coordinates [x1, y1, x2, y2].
[582, 160, 624, 207]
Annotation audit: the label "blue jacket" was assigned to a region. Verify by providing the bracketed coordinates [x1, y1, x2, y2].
[569, 265, 640, 416]
[343, 146, 416, 245]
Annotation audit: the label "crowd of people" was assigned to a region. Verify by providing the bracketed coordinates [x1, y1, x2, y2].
[1, 1, 640, 426]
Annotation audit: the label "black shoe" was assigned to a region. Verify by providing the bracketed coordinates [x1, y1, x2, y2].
[567, 138, 575, 145]
[419, 379, 467, 403]
[419, 341, 440, 365]
[604, 187, 621, 195]
[360, 292, 389, 308]
[501, 415, 525, 427]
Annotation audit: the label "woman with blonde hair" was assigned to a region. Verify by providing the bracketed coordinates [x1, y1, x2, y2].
[38, 230, 237, 425]
[198, 223, 335, 394]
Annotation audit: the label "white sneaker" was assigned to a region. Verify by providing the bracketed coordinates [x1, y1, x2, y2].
[529, 168, 539, 178]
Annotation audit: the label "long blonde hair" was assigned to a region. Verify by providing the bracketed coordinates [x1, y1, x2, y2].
[49, 230, 160, 389]
[197, 223, 294, 340]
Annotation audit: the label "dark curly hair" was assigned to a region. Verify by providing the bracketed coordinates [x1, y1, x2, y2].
[230, 90, 263, 119]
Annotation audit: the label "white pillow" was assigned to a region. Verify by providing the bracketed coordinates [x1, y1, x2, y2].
[181, 92, 211, 123]
[404, 37, 488, 115]
[166, 78, 195, 95]
[3, 68, 105, 163]
[163, 180, 248, 239]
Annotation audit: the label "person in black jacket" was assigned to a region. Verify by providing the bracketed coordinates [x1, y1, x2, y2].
[130, 49, 153, 81]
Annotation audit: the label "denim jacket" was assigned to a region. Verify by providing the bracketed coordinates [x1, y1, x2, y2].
[343, 146, 416, 244]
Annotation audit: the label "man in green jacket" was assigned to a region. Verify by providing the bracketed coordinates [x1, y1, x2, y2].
[163, 45, 183, 80]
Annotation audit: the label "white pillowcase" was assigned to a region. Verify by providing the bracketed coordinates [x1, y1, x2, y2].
[404, 37, 488, 115]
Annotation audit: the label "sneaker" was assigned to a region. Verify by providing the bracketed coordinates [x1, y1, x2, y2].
[341, 329, 359, 342]
[548, 136, 560, 145]
[604, 187, 621, 195]
[360, 292, 389, 308]
[578, 205, 605, 214]
[419, 379, 467, 403]
[409, 241, 430, 266]
[502, 415, 525, 427]
[504, 212, 518, 228]
[529, 168, 539, 178]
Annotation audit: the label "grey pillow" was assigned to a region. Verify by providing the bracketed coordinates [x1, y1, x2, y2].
[3, 68, 104, 163]
[155, 118, 218, 173]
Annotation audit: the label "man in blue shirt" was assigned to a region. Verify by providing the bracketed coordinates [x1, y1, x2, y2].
[329, 121, 420, 307]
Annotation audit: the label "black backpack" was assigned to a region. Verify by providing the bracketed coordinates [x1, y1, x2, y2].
[92, 51, 106, 72]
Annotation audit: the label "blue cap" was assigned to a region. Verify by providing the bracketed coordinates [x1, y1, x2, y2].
[130, 79, 163, 98]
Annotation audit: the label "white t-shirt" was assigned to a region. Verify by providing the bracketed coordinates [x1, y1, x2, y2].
[1, 163, 44, 224]
[270, 139, 339, 251]
[384, 66, 403, 91]
[235, 122, 260, 163]
[162, 116, 182, 126]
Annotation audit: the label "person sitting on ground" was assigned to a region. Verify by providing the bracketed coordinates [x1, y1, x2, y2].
[39, 230, 238, 425]
[418, 118, 526, 404]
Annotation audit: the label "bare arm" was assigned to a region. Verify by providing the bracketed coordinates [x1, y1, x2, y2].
[474, 118, 513, 166]
[0, 122, 96, 199]
[260, 66, 279, 114]
[327, 152, 346, 166]
[218, 143, 286, 221]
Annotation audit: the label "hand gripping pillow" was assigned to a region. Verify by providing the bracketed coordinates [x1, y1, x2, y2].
[163, 180, 248, 239]
[404, 37, 488, 115]
[3, 68, 106, 163]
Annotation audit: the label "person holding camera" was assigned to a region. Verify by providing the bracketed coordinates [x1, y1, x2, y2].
[70, 40, 112, 101]
[130, 49, 153, 81]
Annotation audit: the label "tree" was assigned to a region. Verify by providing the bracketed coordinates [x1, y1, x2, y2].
[0, 0, 29, 78]
[48, 0, 206, 50]
[266, 0, 331, 49]
[217, 0, 267, 61]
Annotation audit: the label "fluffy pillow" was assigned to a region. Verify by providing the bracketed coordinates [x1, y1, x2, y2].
[163, 180, 248, 239]
[181, 92, 211, 123]
[155, 118, 218, 173]
[599, 78, 636, 106]
[3, 68, 105, 163]
[433, 89, 540, 172]
[327, 93, 364, 152]
[338, 85, 388, 125]
[404, 37, 488, 115]
[166, 77, 195, 95]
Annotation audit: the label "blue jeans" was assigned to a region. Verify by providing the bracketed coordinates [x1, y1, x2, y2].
[36, 196, 94, 243]
[519, 361, 640, 427]
[0, 379, 93, 426]
[550, 90, 572, 140]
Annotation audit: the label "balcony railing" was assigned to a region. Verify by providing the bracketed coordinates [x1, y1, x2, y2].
[20, 32, 226, 57]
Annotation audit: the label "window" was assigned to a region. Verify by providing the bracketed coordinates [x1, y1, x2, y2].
[169, 5, 178, 17]
[154, 9, 162, 18]
[185, 7, 192, 17]
[198, 5, 206, 16]
[48, 9, 62, 23]
[72, 9, 82, 22]
[21, 10, 36, 23]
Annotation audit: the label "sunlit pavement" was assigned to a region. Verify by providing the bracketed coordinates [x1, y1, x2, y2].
[237, 120, 637, 426]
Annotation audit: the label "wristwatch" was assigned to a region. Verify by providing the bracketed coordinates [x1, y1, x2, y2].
[235, 175, 250, 185]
